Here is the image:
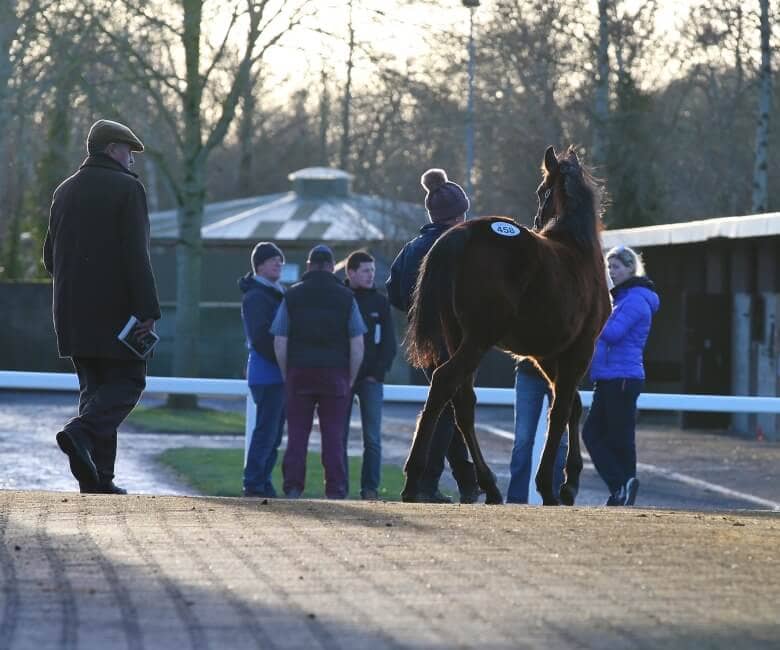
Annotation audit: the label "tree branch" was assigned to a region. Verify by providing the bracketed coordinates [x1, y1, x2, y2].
[113, 0, 184, 40]
[201, 4, 242, 87]
[94, 21, 186, 99]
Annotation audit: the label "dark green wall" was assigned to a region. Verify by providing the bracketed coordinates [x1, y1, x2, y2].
[0, 282, 72, 373]
[0, 281, 248, 377]
[150, 239, 379, 303]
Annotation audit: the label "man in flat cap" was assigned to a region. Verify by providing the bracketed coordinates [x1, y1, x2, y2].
[271, 245, 366, 499]
[43, 119, 160, 494]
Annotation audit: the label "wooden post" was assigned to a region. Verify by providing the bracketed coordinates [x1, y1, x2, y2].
[732, 296, 752, 434]
[731, 243, 751, 434]
[756, 241, 778, 438]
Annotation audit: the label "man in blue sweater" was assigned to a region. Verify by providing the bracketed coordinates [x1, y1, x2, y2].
[239, 242, 286, 497]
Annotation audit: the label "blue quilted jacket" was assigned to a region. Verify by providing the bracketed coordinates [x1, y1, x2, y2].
[590, 277, 660, 381]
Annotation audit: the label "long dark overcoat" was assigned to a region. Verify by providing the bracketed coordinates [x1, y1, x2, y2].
[43, 154, 161, 360]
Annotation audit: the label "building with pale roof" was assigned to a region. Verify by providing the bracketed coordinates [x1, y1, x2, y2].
[146, 167, 424, 379]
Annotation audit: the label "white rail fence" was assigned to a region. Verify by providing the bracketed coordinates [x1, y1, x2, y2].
[2, 371, 780, 463]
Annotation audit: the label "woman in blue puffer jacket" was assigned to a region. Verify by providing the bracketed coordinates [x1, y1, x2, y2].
[583, 245, 660, 507]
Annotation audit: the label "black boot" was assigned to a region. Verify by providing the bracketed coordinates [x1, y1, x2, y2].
[80, 476, 127, 495]
[453, 462, 483, 504]
[56, 430, 99, 486]
[416, 474, 454, 503]
[458, 484, 484, 504]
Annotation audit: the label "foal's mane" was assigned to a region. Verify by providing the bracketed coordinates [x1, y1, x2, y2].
[540, 148, 603, 249]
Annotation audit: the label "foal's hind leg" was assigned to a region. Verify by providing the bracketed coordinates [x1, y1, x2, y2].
[559, 391, 584, 506]
[402, 356, 468, 501]
[452, 381, 502, 504]
[535, 370, 579, 506]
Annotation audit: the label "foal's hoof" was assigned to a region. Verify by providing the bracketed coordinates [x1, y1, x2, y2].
[541, 495, 560, 506]
[559, 484, 577, 506]
[484, 488, 504, 505]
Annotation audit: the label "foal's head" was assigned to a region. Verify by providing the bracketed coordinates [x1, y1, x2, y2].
[533, 146, 602, 247]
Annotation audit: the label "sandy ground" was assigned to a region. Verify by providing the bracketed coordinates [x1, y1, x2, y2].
[0, 491, 777, 649]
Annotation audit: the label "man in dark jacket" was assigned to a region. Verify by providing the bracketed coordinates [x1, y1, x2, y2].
[43, 119, 160, 494]
[239, 242, 286, 497]
[342, 250, 397, 500]
[272, 245, 366, 499]
[386, 168, 480, 504]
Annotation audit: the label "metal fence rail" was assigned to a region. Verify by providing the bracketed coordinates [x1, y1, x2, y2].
[2, 371, 779, 462]
[4, 371, 780, 411]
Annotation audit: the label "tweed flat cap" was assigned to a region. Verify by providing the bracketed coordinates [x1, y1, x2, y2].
[87, 119, 144, 154]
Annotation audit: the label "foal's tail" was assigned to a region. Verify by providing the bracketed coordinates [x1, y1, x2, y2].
[407, 224, 471, 368]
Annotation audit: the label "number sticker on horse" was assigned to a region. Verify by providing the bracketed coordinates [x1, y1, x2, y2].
[491, 222, 521, 237]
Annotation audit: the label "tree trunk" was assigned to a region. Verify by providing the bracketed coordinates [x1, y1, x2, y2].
[32, 70, 75, 276]
[168, 165, 205, 409]
[0, 0, 19, 241]
[0, 110, 27, 279]
[319, 67, 330, 166]
[751, 0, 771, 213]
[167, 0, 205, 409]
[339, 0, 354, 171]
[238, 83, 256, 196]
[144, 157, 160, 213]
[0, 0, 17, 134]
[0, 0, 15, 109]
[591, 0, 609, 168]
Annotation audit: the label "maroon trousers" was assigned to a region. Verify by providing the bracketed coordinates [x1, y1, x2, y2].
[282, 367, 351, 498]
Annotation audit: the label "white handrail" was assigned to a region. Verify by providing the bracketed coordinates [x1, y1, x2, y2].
[2, 371, 779, 465]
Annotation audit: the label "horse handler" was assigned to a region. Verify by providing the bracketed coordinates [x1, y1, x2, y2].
[583, 245, 660, 506]
[43, 119, 160, 494]
[386, 168, 480, 504]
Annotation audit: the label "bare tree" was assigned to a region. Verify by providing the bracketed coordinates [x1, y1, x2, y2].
[80, 0, 312, 399]
[672, 0, 762, 218]
[318, 65, 331, 165]
[1, 0, 93, 278]
[339, 0, 355, 170]
[0, 1, 18, 145]
[0, 0, 20, 247]
[751, 0, 771, 213]
[238, 77, 258, 197]
[591, 0, 609, 168]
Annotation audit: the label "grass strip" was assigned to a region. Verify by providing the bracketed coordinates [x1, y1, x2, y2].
[127, 406, 244, 435]
[157, 447, 406, 501]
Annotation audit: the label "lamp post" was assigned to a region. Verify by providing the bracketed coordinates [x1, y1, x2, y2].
[462, 0, 479, 209]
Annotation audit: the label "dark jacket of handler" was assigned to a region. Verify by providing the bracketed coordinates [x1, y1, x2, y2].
[385, 168, 479, 503]
[386, 221, 450, 314]
[44, 154, 161, 358]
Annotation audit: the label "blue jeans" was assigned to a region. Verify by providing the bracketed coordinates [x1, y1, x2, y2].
[244, 383, 285, 496]
[343, 379, 383, 495]
[507, 365, 568, 504]
[582, 378, 643, 495]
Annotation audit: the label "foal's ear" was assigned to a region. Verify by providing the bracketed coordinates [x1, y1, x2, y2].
[544, 146, 558, 174]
